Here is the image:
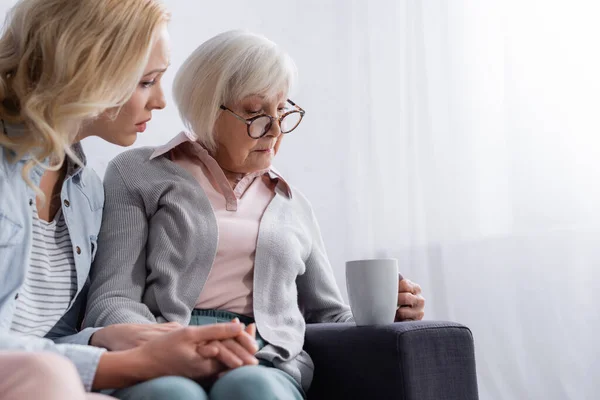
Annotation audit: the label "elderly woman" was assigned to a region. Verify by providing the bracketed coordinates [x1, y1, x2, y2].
[84, 30, 425, 399]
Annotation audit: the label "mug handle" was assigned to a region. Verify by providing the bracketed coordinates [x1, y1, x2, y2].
[397, 272, 411, 309]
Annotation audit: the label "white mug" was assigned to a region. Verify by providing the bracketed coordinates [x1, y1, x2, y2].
[346, 258, 399, 326]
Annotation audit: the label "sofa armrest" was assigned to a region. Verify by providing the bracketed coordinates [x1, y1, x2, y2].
[304, 321, 478, 400]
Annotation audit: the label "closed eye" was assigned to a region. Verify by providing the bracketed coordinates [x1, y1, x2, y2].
[140, 80, 156, 89]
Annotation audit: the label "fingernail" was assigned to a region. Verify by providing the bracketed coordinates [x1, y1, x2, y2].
[232, 318, 240, 323]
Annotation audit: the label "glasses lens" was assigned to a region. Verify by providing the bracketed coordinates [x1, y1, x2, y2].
[249, 116, 272, 138]
[281, 111, 302, 133]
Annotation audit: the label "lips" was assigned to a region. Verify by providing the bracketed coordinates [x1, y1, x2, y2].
[135, 118, 151, 133]
[135, 122, 147, 133]
[136, 118, 151, 125]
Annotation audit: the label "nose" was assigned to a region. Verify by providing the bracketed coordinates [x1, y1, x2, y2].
[148, 82, 167, 111]
[265, 104, 282, 138]
[265, 117, 282, 138]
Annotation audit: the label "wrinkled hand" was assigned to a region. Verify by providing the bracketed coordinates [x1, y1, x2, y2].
[90, 322, 182, 351]
[133, 323, 250, 381]
[208, 321, 260, 380]
[395, 278, 425, 321]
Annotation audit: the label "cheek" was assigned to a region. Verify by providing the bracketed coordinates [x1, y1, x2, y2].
[218, 125, 252, 156]
[119, 94, 146, 121]
[100, 102, 140, 132]
[227, 139, 256, 161]
[274, 137, 283, 154]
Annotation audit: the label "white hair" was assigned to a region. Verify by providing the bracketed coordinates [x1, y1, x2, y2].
[173, 30, 298, 151]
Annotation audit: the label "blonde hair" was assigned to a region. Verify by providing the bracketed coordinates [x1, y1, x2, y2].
[0, 0, 170, 182]
[173, 30, 297, 152]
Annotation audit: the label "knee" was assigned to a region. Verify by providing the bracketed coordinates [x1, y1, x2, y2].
[13, 353, 83, 397]
[126, 376, 207, 400]
[210, 366, 293, 400]
[20, 353, 79, 384]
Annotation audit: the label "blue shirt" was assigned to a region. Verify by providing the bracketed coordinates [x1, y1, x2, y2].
[0, 123, 105, 391]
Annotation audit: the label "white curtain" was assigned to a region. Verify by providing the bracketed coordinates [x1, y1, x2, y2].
[2, 0, 597, 398]
[339, 1, 599, 399]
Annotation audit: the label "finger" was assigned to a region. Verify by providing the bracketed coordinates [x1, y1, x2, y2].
[212, 340, 244, 369]
[398, 279, 413, 293]
[193, 356, 224, 378]
[414, 295, 426, 311]
[397, 273, 404, 290]
[234, 330, 258, 354]
[396, 306, 424, 321]
[222, 338, 259, 366]
[183, 323, 243, 342]
[397, 292, 418, 308]
[197, 342, 219, 358]
[412, 283, 422, 295]
[245, 323, 256, 339]
[399, 279, 422, 295]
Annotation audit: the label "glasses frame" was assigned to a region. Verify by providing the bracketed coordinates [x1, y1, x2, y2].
[219, 99, 305, 139]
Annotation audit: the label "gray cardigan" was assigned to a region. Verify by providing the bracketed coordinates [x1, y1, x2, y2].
[83, 147, 353, 391]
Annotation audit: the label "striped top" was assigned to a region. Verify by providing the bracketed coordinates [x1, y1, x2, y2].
[10, 206, 77, 337]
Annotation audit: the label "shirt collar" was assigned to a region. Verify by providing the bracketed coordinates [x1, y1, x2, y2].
[151, 131, 292, 198]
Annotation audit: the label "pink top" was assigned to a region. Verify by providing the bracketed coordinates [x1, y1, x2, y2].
[150, 132, 291, 316]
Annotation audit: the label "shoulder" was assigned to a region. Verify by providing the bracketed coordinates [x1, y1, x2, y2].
[281, 183, 319, 223]
[79, 163, 102, 188]
[105, 147, 172, 184]
[78, 165, 104, 208]
[104, 146, 192, 200]
[269, 167, 314, 213]
[108, 147, 156, 172]
[288, 184, 311, 207]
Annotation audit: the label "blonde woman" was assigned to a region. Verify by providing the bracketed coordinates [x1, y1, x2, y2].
[0, 1, 258, 399]
[86, 30, 426, 399]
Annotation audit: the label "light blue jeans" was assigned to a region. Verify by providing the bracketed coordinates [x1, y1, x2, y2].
[111, 309, 305, 400]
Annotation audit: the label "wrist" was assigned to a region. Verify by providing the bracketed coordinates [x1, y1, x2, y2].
[127, 346, 161, 381]
[89, 327, 107, 348]
[93, 348, 157, 390]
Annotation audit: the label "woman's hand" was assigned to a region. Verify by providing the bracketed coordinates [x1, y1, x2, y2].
[395, 278, 426, 321]
[90, 322, 182, 351]
[207, 320, 259, 369]
[210, 323, 260, 379]
[93, 322, 248, 390]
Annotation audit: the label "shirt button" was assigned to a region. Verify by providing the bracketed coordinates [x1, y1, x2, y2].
[29, 199, 33, 206]
[14, 293, 19, 300]
[64, 199, 70, 207]
[75, 246, 81, 255]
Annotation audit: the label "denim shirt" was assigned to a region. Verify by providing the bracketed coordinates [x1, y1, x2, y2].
[0, 125, 106, 391]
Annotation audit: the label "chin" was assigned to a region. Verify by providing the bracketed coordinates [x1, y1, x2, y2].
[255, 158, 272, 169]
[112, 133, 138, 147]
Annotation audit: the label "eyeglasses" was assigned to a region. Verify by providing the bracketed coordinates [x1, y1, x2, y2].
[219, 99, 305, 139]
